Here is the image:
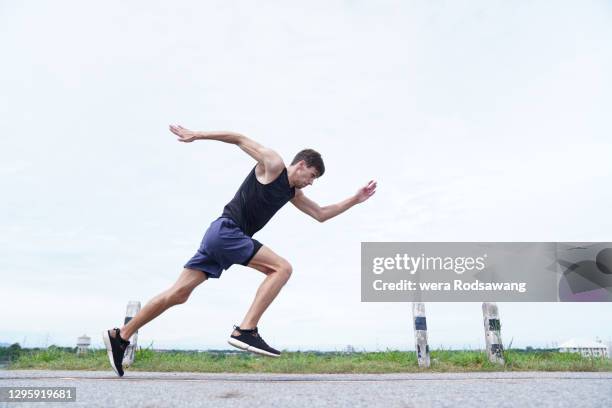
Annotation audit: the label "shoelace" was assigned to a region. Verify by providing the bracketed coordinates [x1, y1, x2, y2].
[234, 325, 262, 339]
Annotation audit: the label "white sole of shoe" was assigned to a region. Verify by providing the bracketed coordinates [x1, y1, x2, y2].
[102, 330, 122, 377]
[227, 338, 280, 358]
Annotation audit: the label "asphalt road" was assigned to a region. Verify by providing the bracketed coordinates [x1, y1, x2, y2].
[1, 370, 611, 407]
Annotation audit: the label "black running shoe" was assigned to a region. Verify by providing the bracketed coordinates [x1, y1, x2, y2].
[228, 325, 281, 357]
[102, 328, 130, 377]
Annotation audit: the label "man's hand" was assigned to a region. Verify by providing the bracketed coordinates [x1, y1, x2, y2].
[169, 125, 198, 143]
[355, 180, 377, 203]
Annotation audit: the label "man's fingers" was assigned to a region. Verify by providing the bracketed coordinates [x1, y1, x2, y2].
[361, 184, 376, 193]
[170, 126, 190, 139]
[357, 180, 377, 202]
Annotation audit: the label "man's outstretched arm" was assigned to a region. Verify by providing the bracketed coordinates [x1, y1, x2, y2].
[291, 180, 377, 222]
[169, 125, 283, 171]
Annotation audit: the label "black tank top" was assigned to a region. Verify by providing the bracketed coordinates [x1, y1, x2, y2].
[222, 165, 296, 237]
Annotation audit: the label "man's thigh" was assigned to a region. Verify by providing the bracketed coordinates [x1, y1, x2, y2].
[247, 246, 290, 275]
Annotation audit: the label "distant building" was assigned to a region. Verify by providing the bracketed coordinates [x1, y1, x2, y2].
[76, 335, 91, 355]
[558, 338, 609, 358]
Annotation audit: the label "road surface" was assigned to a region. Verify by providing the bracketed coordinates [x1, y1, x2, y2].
[1, 370, 611, 407]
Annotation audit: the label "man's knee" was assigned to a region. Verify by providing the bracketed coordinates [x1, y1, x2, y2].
[168, 286, 194, 305]
[167, 268, 208, 304]
[275, 260, 293, 281]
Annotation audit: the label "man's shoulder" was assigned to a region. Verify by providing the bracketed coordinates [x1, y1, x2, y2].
[263, 150, 285, 172]
[254, 160, 286, 185]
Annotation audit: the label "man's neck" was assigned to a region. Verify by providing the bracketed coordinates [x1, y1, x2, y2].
[286, 165, 297, 188]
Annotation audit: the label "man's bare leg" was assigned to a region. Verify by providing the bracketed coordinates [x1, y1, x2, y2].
[108, 268, 208, 341]
[232, 246, 292, 336]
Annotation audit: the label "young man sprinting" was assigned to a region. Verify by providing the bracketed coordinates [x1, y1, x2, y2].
[103, 125, 377, 377]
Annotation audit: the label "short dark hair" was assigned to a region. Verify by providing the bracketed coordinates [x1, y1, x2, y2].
[291, 148, 325, 177]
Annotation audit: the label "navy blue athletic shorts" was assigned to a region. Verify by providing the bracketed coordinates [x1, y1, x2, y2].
[184, 217, 263, 279]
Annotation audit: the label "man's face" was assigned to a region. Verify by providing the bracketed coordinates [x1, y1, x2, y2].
[296, 161, 319, 189]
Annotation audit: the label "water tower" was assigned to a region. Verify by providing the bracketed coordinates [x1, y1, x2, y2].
[76, 334, 91, 355]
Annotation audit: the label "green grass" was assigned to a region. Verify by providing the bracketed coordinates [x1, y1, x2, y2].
[6, 346, 612, 373]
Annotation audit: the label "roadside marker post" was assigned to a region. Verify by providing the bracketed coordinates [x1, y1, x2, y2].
[412, 302, 430, 368]
[122, 301, 141, 366]
[482, 302, 505, 365]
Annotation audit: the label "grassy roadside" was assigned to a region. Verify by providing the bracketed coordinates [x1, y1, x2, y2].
[6, 347, 612, 373]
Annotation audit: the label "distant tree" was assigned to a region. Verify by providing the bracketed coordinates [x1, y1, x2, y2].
[0, 343, 23, 361]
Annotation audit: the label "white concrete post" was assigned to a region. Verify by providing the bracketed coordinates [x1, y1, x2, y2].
[412, 302, 430, 368]
[122, 301, 141, 366]
[482, 302, 504, 365]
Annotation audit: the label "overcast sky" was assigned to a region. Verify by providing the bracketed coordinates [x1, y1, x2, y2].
[1, 0, 611, 351]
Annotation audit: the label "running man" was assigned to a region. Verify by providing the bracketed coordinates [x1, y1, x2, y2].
[103, 125, 377, 376]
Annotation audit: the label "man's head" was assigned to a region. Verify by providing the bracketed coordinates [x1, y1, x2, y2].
[289, 148, 325, 189]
